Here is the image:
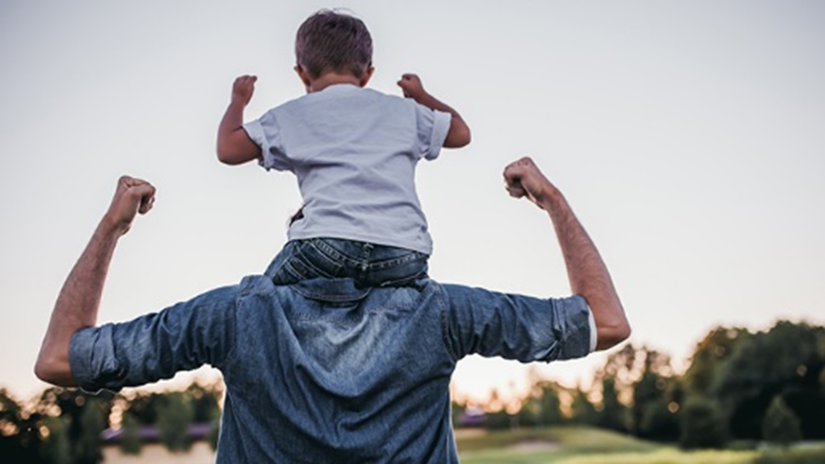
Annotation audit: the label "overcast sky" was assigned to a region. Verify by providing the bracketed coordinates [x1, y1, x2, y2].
[2, 0, 824, 404]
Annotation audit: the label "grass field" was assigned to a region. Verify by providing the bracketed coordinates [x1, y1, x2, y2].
[455, 427, 825, 464]
[101, 427, 825, 463]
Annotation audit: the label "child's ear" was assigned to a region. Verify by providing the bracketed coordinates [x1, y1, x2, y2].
[294, 65, 312, 92]
[359, 65, 375, 87]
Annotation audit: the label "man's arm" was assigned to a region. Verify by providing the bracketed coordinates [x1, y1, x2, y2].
[503, 157, 631, 350]
[35, 176, 156, 385]
[397, 74, 471, 148]
[216, 75, 262, 165]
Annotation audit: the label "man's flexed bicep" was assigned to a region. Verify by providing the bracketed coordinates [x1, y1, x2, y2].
[69, 285, 238, 392]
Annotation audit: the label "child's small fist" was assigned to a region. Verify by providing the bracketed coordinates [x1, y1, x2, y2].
[397, 73, 426, 100]
[232, 75, 257, 105]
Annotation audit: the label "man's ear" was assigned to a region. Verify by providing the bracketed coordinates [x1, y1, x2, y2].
[359, 65, 375, 87]
[294, 65, 312, 92]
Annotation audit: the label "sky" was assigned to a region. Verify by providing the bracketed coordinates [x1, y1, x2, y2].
[1, 0, 824, 405]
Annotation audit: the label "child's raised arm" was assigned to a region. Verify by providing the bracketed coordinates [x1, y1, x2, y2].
[397, 74, 471, 148]
[216, 75, 262, 165]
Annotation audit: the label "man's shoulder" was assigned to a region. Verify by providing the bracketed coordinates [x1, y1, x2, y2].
[237, 274, 277, 295]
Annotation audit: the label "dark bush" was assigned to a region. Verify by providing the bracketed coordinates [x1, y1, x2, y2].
[679, 397, 727, 449]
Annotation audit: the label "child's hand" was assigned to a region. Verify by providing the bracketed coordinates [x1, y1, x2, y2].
[397, 73, 427, 100]
[232, 75, 257, 106]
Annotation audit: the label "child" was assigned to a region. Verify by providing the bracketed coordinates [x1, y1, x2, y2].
[216, 9, 470, 287]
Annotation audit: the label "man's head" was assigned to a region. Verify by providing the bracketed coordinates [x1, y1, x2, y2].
[295, 10, 373, 83]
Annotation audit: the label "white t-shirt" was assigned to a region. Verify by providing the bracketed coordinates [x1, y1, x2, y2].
[243, 84, 451, 255]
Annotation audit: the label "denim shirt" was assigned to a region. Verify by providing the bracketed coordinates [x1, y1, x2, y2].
[70, 276, 593, 463]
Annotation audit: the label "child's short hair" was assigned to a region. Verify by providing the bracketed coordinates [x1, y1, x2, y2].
[295, 10, 373, 79]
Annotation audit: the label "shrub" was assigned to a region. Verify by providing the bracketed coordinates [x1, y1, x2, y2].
[762, 395, 802, 446]
[679, 397, 727, 449]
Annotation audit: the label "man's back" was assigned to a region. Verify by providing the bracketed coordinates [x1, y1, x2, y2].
[69, 272, 592, 462]
[220, 276, 457, 463]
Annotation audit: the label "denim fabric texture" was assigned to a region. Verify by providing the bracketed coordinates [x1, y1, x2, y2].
[69, 275, 593, 463]
[267, 238, 429, 288]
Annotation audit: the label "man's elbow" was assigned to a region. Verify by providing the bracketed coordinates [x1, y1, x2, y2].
[34, 353, 75, 387]
[595, 321, 632, 351]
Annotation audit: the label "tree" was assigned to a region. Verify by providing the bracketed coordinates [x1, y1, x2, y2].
[597, 376, 627, 432]
[820, 367, 825, 394]
[39, 416, 71, 464]
[639, 400, 680, 442]
[35, 387, 113, 464]
[126, 392, 164, 426]
[119, 412, 142, 455]
[208, 410, 221, 452]
[569, 387, 598, 426]
[593, 343, 676, 436]
[713, 321, 825, 440]
[1, 388, 45, 463]
[679, 397, 727, 449]
[483, 409, 512, 431]
[451, 399, 466, 428]
[682, 327, 749, 398]
[157, 392, 194, 452]
[186, 382, 222, 423]
[536, 382, 564, 426]
[762, 395, 802, 447]
[74, 400, 105, 464]
[630, 348, 674, 439]
[518, 380, 564, 428]
[597, 344, 640, 403]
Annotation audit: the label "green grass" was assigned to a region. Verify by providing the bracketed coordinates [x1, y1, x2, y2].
[456, 426, 825, 464]
[555, 449, 757, 464]
[457, 426, 662, 464]
[456, 426, 659, 454]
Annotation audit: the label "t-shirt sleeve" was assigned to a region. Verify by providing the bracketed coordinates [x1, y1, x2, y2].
[414, 103, 452, 161]
[441, 284, 593, 363]
[68, 284, 239, 393]
[243, 110, 292, 172]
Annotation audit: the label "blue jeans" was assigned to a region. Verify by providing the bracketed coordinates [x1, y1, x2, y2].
[265, 238, 429, 287]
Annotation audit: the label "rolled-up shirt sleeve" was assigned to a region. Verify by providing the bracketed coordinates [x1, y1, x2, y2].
[243, 110, 291, 172]
[69, 284, 239, 393]
[414, 103, 451, 161]
[442, 284, 593, 363]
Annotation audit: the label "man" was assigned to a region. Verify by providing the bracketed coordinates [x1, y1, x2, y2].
[36, 157, 630, 463]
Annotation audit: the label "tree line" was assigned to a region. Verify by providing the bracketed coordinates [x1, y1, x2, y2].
[455, 319, 825, 450]
[0, 381, 221, 463]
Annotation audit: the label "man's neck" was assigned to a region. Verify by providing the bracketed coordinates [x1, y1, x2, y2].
[308, 73, 362, 93]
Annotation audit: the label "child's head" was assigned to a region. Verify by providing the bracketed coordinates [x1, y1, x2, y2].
[295, 10, 373, 81]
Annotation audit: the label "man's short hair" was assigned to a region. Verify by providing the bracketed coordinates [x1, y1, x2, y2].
[295, 9, 373, 79]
